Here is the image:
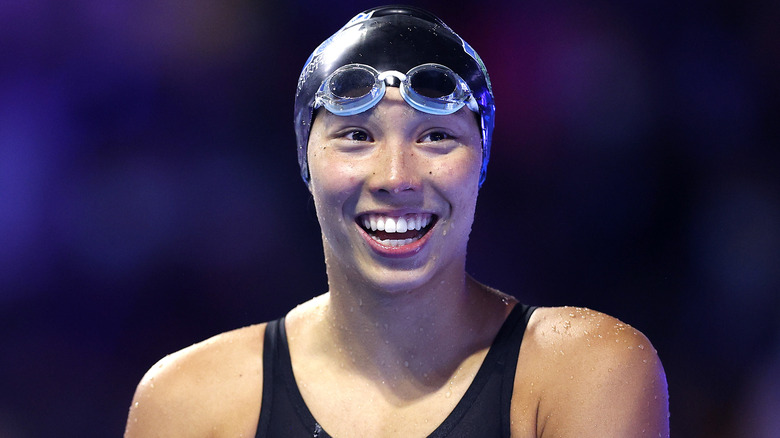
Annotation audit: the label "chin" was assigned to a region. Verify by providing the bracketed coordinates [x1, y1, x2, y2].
[350, 256, 463, 296]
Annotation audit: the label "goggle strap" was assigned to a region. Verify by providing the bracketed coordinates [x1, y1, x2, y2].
[466, 96, 479, 113]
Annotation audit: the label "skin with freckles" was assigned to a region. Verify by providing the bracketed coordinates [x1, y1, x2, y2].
[124, 89, 669, 437]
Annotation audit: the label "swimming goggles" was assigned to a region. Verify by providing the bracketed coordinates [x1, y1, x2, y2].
[314, 63, 479, 116]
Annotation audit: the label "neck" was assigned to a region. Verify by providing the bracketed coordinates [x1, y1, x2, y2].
[328, 274, 468, 345]
[322, 252, 470, 342]
[313, 269, 510, 383]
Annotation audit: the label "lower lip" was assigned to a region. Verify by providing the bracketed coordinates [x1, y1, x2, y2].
[359, 226, 432, 258]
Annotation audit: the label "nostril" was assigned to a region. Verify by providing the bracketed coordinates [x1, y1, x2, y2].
[375, 181, 417, 195]
[392, 186, 414, 194]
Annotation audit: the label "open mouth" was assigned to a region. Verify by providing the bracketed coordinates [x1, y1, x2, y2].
[357, 213, 437, 247]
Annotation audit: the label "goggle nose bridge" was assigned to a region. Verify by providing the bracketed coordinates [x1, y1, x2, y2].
[377, 70, 407, 86]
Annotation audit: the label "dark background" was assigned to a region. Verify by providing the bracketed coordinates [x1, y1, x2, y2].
[1, 0, 778, 436]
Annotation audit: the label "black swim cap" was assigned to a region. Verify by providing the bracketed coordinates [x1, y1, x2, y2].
[294, 5, 495, 187]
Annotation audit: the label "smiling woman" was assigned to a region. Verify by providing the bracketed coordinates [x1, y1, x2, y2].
[124, 5, 669, 438]
[308, 87, 482, 292]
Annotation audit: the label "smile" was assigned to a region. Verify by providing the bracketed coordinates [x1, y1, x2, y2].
[357, 213, 436, 247]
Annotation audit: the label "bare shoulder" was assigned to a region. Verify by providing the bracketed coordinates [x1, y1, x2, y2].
[514, 306, 669, 437]
[124, 323, 266, 438]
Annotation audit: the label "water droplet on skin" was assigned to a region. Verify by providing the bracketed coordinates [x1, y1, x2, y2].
[638, 344, 645, 350]
[445, 390, 452, 398]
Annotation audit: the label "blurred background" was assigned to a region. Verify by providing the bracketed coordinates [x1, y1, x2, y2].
[1, 0, 778, 436]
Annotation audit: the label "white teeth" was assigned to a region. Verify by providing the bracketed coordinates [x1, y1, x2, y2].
[405, 216, 414, 231]
[385, 217, 397, 233]
[397, 217, 408, 233]
[374, 237, 415, 247]
[360, 213, 433, 235]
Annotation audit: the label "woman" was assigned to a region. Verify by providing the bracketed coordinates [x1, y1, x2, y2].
[125, 6, 669, 437]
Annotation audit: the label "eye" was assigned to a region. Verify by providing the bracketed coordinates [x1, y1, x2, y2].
[419, 130, 452, 143]
[343, 129, 371, 142]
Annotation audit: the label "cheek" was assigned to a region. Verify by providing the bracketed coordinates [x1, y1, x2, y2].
[308, 150, 363, 221]
[310, 160, 361, 198]
[430, 150, 481, 233]
[428, 149, 482, 191]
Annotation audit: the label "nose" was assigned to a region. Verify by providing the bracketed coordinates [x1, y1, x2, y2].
[368, 142, 422, 195]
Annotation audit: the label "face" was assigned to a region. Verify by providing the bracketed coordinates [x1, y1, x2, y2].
[307, 87, 483, 293]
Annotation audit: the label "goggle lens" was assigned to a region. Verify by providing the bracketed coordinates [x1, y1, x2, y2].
[409, 69, 457, 98]
[329, 68, 376, 98]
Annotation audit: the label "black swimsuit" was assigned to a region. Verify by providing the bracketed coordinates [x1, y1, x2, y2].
[255, 303, 537, 437]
